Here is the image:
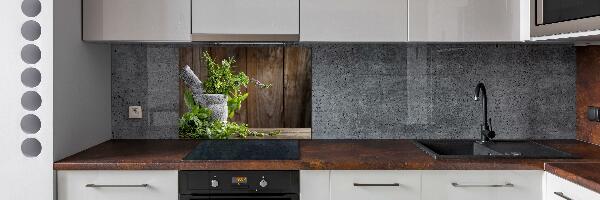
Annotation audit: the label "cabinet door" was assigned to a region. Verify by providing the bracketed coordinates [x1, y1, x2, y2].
[422, 170, 543, 200]
[300, 170, 330, 200]
[57, 170, 178, 200]
[409, 0, 529, 42]
[191, 0, 299, 41]
[300, 0, 408, 42]
[546, 172, 600, 200]
[330, 170, 420, 200]
[82, 0, 191, 41]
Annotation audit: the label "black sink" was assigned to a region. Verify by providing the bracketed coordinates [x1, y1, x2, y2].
[413, 140, 577, 160]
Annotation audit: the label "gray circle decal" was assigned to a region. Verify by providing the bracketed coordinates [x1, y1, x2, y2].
[21, 68, 41, 88]
[21, 0, 41, 17]
[21, 20, 41, 41]
[21, 138, 42, 157]
[21, 91, 42, 111]
[21, 44, 41, 64]
[21, 114, 41, 134]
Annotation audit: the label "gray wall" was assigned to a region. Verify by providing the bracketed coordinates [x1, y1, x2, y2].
[54, 0, 112, 160]
[312, 44, 575, 139]
[111, 44, 576, 139]
[112, 45, 180, 139]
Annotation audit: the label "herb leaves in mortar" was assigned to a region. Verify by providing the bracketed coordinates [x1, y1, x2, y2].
[179, 87, 279, 139]
[179, 52, 279, 139]
[202, 52, 249, 119]
[201, 52, 272, 118]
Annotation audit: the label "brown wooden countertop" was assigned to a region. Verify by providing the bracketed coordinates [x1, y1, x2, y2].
[545, 162, 600, 194]
[54, 139, 600, 171]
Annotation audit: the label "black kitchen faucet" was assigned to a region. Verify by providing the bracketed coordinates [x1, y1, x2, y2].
[474, 82, 495, 143]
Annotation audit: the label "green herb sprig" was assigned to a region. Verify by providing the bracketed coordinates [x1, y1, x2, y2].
[202, 52, 249, 119]
[178, 89, 280, 139]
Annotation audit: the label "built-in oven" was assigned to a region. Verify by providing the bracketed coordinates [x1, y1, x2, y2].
[532, 0, 600, 37]
[179, 171, 299, 200]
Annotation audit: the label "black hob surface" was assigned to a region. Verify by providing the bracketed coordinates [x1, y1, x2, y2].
[183, 140, 300, 160]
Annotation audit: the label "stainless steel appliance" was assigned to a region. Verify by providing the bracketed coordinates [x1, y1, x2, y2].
[179, 171, 299, 200]
[533, 0, 600, 37]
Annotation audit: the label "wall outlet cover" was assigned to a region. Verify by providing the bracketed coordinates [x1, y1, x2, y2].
[128, 106, 143, 119]
[588, 106, 600, 122]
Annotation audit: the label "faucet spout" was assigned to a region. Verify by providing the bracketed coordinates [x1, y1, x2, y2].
[474, 83, 495, 143]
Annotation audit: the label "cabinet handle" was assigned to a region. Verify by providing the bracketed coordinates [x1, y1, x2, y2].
[553, 192, 573, 200]
[85, 184, 149, 188]
[353, 183, 400, 187]
[451, 182, 514, 188]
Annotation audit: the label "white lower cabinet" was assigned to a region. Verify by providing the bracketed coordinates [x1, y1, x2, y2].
[545, 172, 600, 200]
[330, 170, 421, 200]
[300, 170, 547, 200]
[57, 170, 600, 200]
[422, 170, 543, 200]
[300, 170, 331, 200]
[57, 170, 178, 200]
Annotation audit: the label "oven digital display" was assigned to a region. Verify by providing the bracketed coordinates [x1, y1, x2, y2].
[232, 176, 248, 185]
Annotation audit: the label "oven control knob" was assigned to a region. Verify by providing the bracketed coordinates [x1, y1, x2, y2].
[259, 179, 268, 188]
[210, 179, 219, 188]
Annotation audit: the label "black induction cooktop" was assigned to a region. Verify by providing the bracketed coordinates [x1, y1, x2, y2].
[183, 140, 300, 160]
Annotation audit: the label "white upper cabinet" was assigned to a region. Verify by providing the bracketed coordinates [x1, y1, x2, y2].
[409, 0, 530, 42]
[82, 0, 191, 42]
[191, 0, 300, 41]
[300, 0, 408, 42]
[81, 0, 531, 42]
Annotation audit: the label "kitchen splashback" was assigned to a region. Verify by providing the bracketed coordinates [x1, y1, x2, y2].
[112, 45, 180, 139]
[576, 46, 600, 145]
[111, 43, 575, 139]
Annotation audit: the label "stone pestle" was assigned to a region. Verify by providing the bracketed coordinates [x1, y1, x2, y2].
[180, 65, 207, 106]
[180, 65, 228, 122]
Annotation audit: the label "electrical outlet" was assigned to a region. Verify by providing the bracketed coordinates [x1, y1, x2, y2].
[128, 106, 143, 119]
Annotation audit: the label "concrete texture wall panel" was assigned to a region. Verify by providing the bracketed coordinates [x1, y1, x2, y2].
[311, 44, 575, 139]
[111, 45, 179, 139]
[111, 44, 575, 140]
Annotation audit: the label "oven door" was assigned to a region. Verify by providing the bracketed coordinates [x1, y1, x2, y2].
[533, 0, 600, 37]
[180, 194, 299, 200]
